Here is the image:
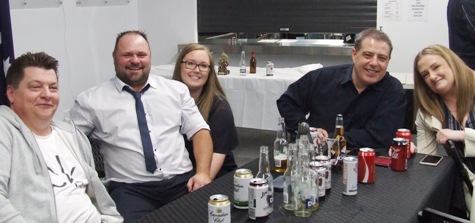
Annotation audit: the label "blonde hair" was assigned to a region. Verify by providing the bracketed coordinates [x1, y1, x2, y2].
[172, 43, 226, 122]
[413, 44, 475, 127]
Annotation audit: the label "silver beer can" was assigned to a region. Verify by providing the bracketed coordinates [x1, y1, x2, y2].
[266, 61, 274, 76]
[208, 194, 231, 223]
[248, 178, 270, 220]
[342, 156, 358, 196]
[309, 161, 324, 209]
[233, 168, 253, 209]
[316, 155, 332, 193]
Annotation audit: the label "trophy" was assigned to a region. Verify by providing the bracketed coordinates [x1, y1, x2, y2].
[218, 52, 230, 75]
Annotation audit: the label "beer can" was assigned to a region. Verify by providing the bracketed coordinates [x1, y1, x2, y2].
[391, 138, 408, 171]
[342, 156, 358, 196]
[208, 194, 231, 223]
[233, 168, 253, 209]
[309, 161, 324, 207]
[266, 61, 274, 76]
[358, 148, 375, 184]
[248, 178, 270, 220]
[396, 128, 412, 159]
[315, 155, 332, 194]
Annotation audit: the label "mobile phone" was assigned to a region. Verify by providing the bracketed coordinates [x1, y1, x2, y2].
[419, 154, 443, 166]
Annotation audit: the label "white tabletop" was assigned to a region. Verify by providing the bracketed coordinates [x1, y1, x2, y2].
[151, 64, 412, 130]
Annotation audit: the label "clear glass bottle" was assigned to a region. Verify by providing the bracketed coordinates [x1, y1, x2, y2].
[250, 52, 257, 74]
[239, 51, 246, 76]
[294, 135, 313, 217]
[274, 117, 288, 173]
[256, 145, 274, 214]
[283, 143, 297, 211]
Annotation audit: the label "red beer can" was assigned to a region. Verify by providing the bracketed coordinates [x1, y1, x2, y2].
[396, 128, 412, 159]
[390, 138, 408, 171]
[358, 148, 375, 183]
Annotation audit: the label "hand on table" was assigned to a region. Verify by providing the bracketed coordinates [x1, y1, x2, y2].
[187, 172, 211, 192]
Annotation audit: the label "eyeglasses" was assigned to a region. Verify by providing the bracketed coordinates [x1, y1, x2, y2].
[181, 61, 210, 72]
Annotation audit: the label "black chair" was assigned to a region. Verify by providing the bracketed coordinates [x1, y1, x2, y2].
[89, 138, 106, 178]
[444, 140, 473, 196]
[418, 208, 471, 223]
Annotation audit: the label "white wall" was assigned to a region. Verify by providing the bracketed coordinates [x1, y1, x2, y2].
[378, 0, 449, 73]
[138, 1, 197, 65]
[9, 0, 196, 119]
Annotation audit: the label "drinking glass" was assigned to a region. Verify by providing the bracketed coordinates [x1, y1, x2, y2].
[320, 138, 337, 159]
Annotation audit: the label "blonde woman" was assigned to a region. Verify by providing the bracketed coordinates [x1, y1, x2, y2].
[414, 44, 475, 220]
[173, 43, 239, 180]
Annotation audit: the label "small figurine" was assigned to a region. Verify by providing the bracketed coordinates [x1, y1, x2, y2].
[218, 52, 230, 75]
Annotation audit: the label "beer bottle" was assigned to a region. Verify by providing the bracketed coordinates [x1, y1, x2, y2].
[273, 117, 288, 173]
[334, 114, 347, 155]
[250, 52, 257, 74]
[332, 114, 346, 172]
[256, 146, 274, 214]
[239, 51, 246, 76]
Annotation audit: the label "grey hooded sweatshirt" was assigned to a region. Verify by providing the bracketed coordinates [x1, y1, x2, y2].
[0, 106, 123, 223]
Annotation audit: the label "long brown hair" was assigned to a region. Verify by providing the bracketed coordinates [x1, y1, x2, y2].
[413, 44, 475, 127]
[172, 43, 226, 122]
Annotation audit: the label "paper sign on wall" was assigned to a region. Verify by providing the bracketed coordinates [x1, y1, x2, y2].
[383, 0, 402, 21]
[408, 0, 428, 21]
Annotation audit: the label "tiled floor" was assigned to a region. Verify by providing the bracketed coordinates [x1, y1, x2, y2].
[234, 127, 276, 167]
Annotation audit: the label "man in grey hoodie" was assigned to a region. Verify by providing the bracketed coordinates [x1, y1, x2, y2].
[0, 52, 123, 223]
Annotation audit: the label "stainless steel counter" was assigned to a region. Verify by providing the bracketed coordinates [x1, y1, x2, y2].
[178, 39, 353, 56]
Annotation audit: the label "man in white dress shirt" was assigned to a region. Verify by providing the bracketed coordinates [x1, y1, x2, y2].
[69, 30, 213, 222]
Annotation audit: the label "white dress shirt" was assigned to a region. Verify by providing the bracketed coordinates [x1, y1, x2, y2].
[69, 75, 210, 183]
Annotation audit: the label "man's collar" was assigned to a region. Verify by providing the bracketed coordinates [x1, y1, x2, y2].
[113, 76, 154, 93]
[341, 66, 388, 91]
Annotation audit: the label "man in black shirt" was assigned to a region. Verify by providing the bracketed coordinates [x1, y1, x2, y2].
[277, 28, 407, 150]
[447, 0, 475, 69]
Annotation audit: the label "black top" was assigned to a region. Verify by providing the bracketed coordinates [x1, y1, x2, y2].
[185, 95, 239, 179]
[444, 103, 475, 215]
[447, 0, 475, 69]
[277, 64, 407, 149]
[444, 102, 475, 172]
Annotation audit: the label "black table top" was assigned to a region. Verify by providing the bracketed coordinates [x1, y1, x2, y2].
[137, 154, 454, 223]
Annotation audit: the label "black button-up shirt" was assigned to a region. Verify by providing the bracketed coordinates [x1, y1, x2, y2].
[277, 64, 407, 149]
